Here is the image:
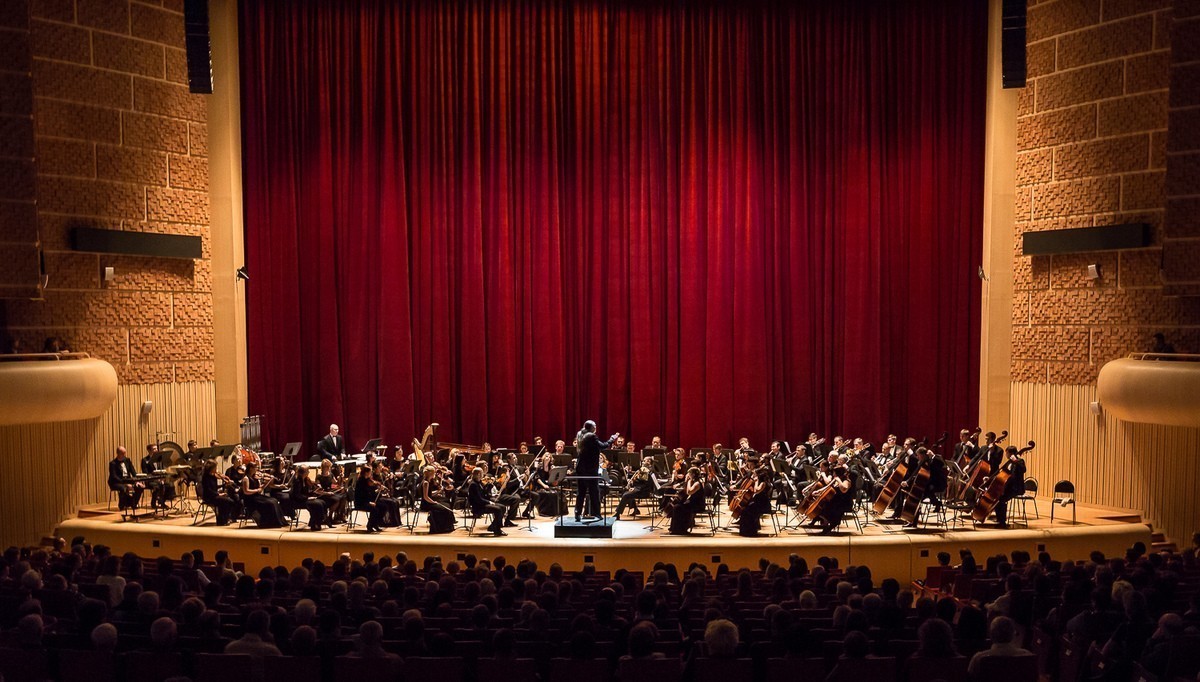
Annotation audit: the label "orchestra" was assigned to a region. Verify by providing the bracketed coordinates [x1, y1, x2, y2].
[106, 420, 1033, 536]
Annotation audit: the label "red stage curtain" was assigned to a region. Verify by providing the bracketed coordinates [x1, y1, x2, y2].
[239, 0, 987, 451]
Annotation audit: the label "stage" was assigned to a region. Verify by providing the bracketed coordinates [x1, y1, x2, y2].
[58, 498, 1151, 582]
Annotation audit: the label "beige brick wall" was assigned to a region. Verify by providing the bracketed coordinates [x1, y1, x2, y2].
[0, 0, 211, 384]
[0, 0, 41, 299]
[1014, 0, 1198, 383]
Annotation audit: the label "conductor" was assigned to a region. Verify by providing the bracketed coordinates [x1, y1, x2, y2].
[574, 420, 617, 522]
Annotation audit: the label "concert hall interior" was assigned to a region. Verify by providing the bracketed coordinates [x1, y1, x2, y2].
[1, 0, 1200, 680]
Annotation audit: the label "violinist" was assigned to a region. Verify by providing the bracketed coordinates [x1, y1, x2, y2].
[484, 462, 521, 527]
[240, 462, 287, 528]
[354, 464, 399, 532]
[224, 453, 245, 484]
[467, 468, 508, 536]
[290, 464, 328, 531]
[614, 456, 655, 520]
[200, 459, 240, 526]
[991, 446, 1027, 529]
[737, 467, 774, 537]
[420, 465, 456, 534]
[667, 466, 705, 536]
[316, 458, 348, 523]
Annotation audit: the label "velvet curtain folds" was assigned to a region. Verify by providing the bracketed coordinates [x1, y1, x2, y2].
[240, 0, 988, 452]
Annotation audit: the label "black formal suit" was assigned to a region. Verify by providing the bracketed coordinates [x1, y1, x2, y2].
[575, 431, 614, 518]
[994, 457, 1028, 526]
[108, 457, 143, 510]
[467, 480, 505, 533]
[317, 433, 345, 461]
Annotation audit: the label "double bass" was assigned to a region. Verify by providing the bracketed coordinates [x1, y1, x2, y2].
[897, 433, 949, 524]
[963, 430, 1008, 494]
[970, 441, 1035, 523]
[873, 442, 915, 515]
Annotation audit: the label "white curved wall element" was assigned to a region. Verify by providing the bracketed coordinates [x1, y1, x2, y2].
[0, 358, 118, 425]
[1097, 356, 1200, 428]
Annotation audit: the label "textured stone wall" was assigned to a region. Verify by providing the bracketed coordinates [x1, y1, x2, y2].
[0, 0, 212, 384]
[1014, 0, 1200, 384]
[0, 2, 40, 299]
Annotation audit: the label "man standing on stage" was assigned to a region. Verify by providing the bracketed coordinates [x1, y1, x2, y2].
[317, 424, 345, 461]
[575, 420, 618, 522]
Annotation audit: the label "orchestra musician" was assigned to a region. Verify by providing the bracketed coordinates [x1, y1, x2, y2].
[991, 446, 1028, 529]
[353, 464, 399, 532]
[224, 453, 245, 483]
[885, 439, 920, 516]
[971, 431, 1003, 473]
[420, 465, 455, 534]
[899, 446, 946, 529]
[316, 458, 348, 523]
[649, 435, 664, 448]
[199, 460, 240, 526]
[736, 467, 774, 537]
[316, 424, 346, 462]
[108, 446, 144, 511]
[529, 452, 563, 517]
[290, 464, 328, 531]
[614, 456, 655, 520]
[812, 457, 856, 534]
[467, 468, 508, 536]
[954, 429, 979, 464]
[140, 443, 174, 509]
[240, 462, 287, 528]
[574, 420, 617, 522]
[667, 466, 704, 535]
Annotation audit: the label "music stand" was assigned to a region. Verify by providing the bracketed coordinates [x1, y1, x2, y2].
[548, 466, 570, 521]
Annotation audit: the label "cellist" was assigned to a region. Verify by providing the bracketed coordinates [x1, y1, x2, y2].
[992, 445, 1028, 529]
[736, 467, 773, 537]
[813, 456, 855, 535]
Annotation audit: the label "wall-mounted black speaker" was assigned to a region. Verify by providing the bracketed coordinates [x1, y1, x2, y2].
[1001, 0, 1027, 89]
[1022, 223, 1152, 256]
[72, 227, 203, 260]
[184, 0, 213, 94]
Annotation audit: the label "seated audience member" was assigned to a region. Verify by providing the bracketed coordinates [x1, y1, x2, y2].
[704, 618, 739, 658]
[912, 618, 958, 658]
[224, 610, 282, 657]
[349, 620, 396, 659]
[91, 623, 119, 652]
[968, 616, 1033, 676]
[149, 617, 178, 652]
[623, 621, 663, 660]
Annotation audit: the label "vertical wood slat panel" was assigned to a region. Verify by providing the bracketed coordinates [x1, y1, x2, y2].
[1010, 381, 1200, 544]
[0, 381, 216, 548]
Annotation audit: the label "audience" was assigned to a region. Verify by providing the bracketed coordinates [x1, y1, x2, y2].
[0, 536, 1198, 682]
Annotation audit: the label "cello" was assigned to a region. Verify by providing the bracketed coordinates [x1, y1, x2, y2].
[971, 441, 1035, 523]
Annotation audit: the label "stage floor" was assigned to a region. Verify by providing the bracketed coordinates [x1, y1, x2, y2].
[59, 497, 1151, 582]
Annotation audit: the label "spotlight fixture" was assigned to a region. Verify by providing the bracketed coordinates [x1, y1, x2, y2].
[235, 266, 250, 282]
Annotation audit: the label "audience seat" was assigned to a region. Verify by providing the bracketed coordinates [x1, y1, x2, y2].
[194, 652, 259, 682]
[0, 648, 51, 682]
[123, 651, 184, 682]
[617, 657, 682, 682]
[476, 657, 538, 682]
[693, 657, 754, 682]
[547, 657, 609, 682]
[57, 649, 116, 682]
[902, 655, 967, 682]
[825, 655, 897, 682]
[974, 652, 1038, 682]
[262, 655, 323, 682]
